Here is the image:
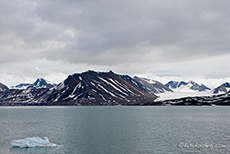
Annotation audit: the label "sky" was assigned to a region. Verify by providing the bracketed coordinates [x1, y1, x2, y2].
[0, 0, 230, 88]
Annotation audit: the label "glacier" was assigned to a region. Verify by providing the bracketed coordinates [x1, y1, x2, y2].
[10, 137, 57, 148]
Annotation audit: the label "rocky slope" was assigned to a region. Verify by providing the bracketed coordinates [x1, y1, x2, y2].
[133, 76, 173, 94]
[43, 70, 157, 105]
[0, 88, 48, 106]
[0, 82, 9, 91]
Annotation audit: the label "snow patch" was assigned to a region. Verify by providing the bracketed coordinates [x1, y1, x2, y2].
[99, 93, 107, 101]
[156, 90, 212, 101]
[71, 82, 82, 95]
[92, 89, 97, 93]
[101, 78, 128, 96]
[90, 82, 96, 86]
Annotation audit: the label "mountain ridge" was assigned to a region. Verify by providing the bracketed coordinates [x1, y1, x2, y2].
[0, 70, 157, 106]
[0, 70, 229, 106]
[212, 82, 230, 94]
[0, 82, 9, 91]
[165, 80, 211, 92]
[11, 78, 56, 89]
[133, 76, 173, 94]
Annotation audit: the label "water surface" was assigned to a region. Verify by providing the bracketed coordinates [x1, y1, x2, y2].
[0, 106, 229, 154]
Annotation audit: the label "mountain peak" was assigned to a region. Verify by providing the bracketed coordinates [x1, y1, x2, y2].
[34, 78, 47, 85]
[12, 78, 56, 89]
[109, 70, 115, 74]
[0, 82, 9, 91]
[165, 80, 210, 92]
[213, 82, 230, 94]
[45, 71, 157, 105]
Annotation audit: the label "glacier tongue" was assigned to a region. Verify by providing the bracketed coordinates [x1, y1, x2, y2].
[10, 137, 57, 148]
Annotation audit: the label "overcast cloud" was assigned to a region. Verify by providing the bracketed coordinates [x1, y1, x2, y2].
[0, 0, 230, 87]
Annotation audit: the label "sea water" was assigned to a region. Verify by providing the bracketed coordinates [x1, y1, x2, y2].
[0, 106, 229, 154]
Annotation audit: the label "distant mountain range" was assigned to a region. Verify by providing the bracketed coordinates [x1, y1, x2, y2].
[11, 78, 56, 89]
[165, 81, 211, 92]
[0, 70, 229, 106]
[0, 71, 158, 105]
[11, 83, 31, 89]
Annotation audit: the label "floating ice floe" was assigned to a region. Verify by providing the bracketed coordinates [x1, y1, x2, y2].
[10, 137, 57, 148]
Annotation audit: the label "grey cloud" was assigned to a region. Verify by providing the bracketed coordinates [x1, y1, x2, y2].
[0, 0, 230, 81]
[33, 0, 230, 64]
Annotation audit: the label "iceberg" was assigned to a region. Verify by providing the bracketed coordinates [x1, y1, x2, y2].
[10, 137, 57, 148]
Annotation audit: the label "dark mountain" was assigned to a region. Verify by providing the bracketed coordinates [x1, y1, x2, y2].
[133, 76, 173, 94]
[4, 70, 230, 106]
[213, 82, 230, 94]
[0, 82, 9, 91]
[0, 70, 157, 106]
[165, 81, 210, 92]
[43, 70, 157, 105]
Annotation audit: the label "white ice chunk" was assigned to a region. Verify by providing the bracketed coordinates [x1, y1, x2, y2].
[10, 137, 57, 148]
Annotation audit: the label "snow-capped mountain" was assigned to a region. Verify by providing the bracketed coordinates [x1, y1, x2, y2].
[2, 70, 230, 106]
[0, 82, 9, 91]
[1, 70, 156, 106]
[42, 70, 157, 105]
[27, 78, 56, 89]
[11, 78, 56, 89]
[11, 83, 31, 89]
[213, 82, 230, 94]
[165, 81, 210, 92]
[133, 76, 173, 94]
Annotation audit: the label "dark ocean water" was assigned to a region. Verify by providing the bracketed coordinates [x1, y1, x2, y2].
[0, 106, 229, 154]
